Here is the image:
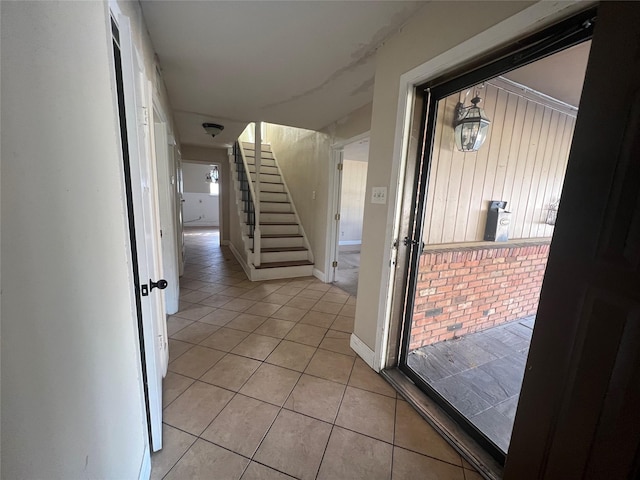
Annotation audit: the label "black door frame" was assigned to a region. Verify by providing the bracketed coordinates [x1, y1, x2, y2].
[397, 7, 596, 464]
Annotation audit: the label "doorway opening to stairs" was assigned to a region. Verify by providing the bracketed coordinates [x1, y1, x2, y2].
[332, 137, 369, 297]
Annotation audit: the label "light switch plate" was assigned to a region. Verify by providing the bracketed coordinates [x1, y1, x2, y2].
[371, 186, 387, 204]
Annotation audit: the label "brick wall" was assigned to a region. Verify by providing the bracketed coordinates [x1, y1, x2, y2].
[410, 242, 550, 350]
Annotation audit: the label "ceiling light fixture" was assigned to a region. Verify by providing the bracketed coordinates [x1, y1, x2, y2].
[206, 166, 219, 184]
[202, 122, 225, 138]
[453, 88, 491, 152]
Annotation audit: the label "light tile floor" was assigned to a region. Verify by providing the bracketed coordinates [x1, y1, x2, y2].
[152, 228, 481, 480]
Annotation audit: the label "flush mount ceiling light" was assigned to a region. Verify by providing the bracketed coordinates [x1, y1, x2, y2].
[453, 90, 491, 152]
[202, 122, 224, 137]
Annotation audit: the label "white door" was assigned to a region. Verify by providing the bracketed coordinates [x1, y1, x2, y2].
[330, 149, 344, 282]
[174, 149, 186, 276]
[152, 112, 180, 314]
[118, 15, 168, 452]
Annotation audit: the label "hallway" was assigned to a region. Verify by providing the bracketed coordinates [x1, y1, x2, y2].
[152, 228, 480, 479]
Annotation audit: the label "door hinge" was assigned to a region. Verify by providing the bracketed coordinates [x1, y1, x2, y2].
[139, 106, 149, 126]
[160, 229, 163, 238]
[335, 213, 341, 220]
[332, 261, 338, 268]
[337, 163, 343, 171]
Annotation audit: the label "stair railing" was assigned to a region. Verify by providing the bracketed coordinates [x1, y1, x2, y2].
[253, 122, 262, 267]
[233, 142, 255, 253]
[234, 125, 262, 267]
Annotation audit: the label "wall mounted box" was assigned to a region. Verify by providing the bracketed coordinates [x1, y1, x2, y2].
[484, 200, 511, 242]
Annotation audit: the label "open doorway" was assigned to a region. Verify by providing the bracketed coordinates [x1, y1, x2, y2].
[396, 25, 592, 463]
[332, 137, 369, 296]
[181, 161, 222, 244]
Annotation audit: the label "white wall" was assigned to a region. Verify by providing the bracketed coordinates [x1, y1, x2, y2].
[1, 2, 149, 478]
[355, 1, 535, 349]
[182, 162, 219, 227]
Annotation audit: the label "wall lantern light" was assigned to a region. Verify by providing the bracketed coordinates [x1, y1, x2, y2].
[206, 166, 219, 184]
[453, 93, 491, 152]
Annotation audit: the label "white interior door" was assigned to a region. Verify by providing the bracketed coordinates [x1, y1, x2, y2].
[118, 15, 167, 452]
[175, 149, 185, 276]
[331, 150, 344, 282]
[152, 111, 180, 314]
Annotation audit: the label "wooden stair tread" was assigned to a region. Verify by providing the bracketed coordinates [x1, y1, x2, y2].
[255, 260, 314, 269]
[260, 201, 290, 204]
[260, 210, 294, 214]
[249, 233, 303, 238]
[251, 181, 284, 185]
[260, 222, 299, 226]
[252, 247, 308, 253]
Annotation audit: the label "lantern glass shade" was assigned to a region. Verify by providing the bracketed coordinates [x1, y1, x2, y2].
[205, 166, 220, 183]
[453, 98, 491, 152]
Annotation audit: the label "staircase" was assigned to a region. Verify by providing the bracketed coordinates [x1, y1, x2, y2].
[230, 141, 314, 281]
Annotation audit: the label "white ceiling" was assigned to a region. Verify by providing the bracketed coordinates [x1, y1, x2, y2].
[343, 137, 370, 162]
[503, 41, 591, 108]
[140, 1, 426, 148]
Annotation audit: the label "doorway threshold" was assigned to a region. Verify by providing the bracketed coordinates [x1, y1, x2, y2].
[381, 368, 502, 480]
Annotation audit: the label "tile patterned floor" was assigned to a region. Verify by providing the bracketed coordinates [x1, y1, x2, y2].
[152, 228, 481, 480]
[408, 317, 534, 452]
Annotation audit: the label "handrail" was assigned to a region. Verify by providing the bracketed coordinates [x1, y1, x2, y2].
[235, 139, 261, 266]
[253, 122, 262, 267]
[233, 142, 256, 250]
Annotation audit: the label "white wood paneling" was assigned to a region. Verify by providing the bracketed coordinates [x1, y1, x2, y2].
[423, 82, 576, 244]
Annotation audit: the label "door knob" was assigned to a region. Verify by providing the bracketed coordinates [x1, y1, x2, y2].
[150, 279, 168, 292]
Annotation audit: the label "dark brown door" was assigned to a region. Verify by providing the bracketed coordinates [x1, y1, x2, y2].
[505, 3, 640, 478]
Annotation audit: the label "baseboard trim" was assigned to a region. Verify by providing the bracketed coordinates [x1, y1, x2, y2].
[138, 446, 151, 480]
[228, 242, 252, 280]
[338, 240, 362, 246]
[220, 239, 230, 246]
[350, 333, 376, 371]
[313, 268, 326, 283]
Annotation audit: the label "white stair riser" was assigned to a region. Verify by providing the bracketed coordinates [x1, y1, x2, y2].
[247, 165, 279, 175]
[250, 264, 314, 281]
[261, 202, 291, 213]
[261, 212, 296, 223]
[260, 224, 300, 235]
[246, 158, 277, 167]
[260, 250, 309, 263]
[261, 236, 304, 248]
[250, 173, 281, 183]
[242, 142, 272, 152]
[254, 182, 285, 193]
[260, 192, 288, 202]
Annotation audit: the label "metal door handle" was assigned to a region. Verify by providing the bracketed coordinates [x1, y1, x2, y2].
[142, 279, 168, 296]
[150, 279, 168, 292]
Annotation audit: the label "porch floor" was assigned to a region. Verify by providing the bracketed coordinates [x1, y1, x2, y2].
[407, 316, 534, 453]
